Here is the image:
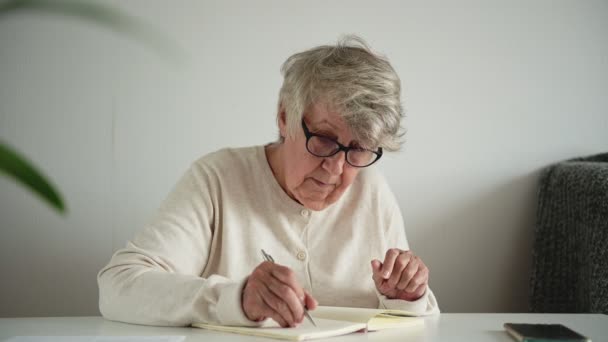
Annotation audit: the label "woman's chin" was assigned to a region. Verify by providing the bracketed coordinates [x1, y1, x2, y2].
[298, 195, 329, 211]
[299, 193, 342, 211]
[303, 202, 329, 211]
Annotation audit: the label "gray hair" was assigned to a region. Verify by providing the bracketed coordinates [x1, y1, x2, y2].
[278, 35, 405, 151]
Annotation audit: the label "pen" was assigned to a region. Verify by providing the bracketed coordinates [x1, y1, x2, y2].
[261, 249, 317, 327]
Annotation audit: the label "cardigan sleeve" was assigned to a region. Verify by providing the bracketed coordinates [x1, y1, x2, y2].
[97, 162, 260, 327]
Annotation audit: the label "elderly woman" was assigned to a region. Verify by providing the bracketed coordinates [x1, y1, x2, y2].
[98, 36, 439, 328]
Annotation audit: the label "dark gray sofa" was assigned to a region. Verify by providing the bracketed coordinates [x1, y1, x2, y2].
[529, 152, 608, 313]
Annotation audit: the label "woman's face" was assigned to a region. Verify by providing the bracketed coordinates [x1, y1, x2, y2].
[277, 102, 361, 211]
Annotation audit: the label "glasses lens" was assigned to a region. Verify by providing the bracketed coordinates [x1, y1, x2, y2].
[307, 136, 339, 157]
[347, 149, 377, 167]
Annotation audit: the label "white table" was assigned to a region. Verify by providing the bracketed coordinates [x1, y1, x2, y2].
[1, 314, 606, 341]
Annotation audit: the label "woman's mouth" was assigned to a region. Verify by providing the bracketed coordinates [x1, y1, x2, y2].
[312, 178, 334, 188]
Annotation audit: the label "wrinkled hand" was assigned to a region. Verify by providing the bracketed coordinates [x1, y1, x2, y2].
[371, 248, 429, 301]
[242, 261, 317, 327]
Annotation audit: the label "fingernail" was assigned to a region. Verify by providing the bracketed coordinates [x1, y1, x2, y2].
[383, 271, 390, 278]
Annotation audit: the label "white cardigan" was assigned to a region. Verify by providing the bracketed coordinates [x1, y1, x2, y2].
[98, 145, 439, 326]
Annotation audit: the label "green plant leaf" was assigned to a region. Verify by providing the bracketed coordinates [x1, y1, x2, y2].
[0, 141, 66, 213]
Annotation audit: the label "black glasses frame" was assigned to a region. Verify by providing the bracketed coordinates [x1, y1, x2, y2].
[301, 119, 383, 168]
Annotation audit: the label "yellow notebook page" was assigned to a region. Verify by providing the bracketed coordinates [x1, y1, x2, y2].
[311, 306, 424, 332]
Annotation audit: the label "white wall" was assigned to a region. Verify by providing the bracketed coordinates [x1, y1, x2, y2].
[1, 0, 607, 317]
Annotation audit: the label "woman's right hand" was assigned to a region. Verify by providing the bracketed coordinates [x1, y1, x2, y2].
[242, 261, 317, 327]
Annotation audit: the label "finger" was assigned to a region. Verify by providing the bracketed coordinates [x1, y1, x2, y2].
[245, 265, 292, 324]
[242, 288, 264, 321]
[259, 283, 296, 327]
[371, 259, 382, 274]
[255, 261, 278, 282]
[267, 309, 289, 328]
[405, 264, 428, 292]
[396, 256, 419, 290]
[386, 253, 410, 289]
[269, 264, 306, 301]
[242, 274, 274, 321]
[259, 260, 276, 271]
[403, 283, 427, 301]
[304, 290, 318, 310]
[247, 280, 289, 326]
[381, 248, 403, 279]
[411, 283, 428, 298]
[370, 259, 384, 287]
[266, 277, 304, 323]
[399, 282, 427, 302]
[255, 291, 288, 327]
[267, 263, 307, 322]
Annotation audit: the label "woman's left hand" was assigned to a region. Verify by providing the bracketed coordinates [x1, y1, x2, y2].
[371, 248, 429, 301]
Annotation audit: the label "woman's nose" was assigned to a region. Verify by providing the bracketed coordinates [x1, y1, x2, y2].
[322, 151, 346, 175]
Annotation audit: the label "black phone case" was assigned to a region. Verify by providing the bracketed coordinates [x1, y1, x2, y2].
[504, 323, 591, 342]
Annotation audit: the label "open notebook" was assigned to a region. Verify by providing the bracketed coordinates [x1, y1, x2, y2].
[193, 306, 424, 341]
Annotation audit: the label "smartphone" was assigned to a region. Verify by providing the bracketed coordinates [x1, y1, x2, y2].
[504, 323, 591, 342]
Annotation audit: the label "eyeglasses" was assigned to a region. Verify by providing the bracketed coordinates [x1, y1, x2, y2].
[301, 119, 383, 168]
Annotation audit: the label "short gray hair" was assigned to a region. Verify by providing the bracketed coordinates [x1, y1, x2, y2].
[278, 35, 405, 151]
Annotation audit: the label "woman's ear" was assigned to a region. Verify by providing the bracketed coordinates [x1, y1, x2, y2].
[277, 106, 287, 139]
